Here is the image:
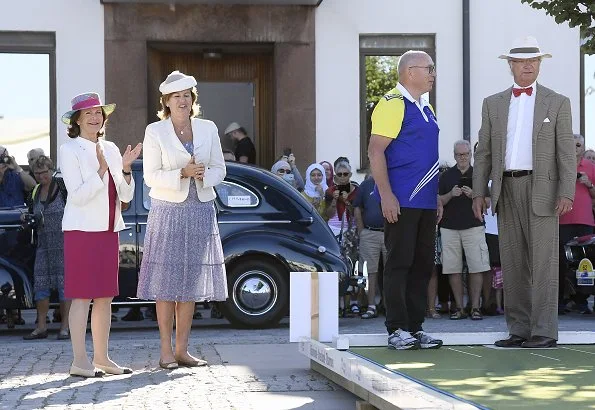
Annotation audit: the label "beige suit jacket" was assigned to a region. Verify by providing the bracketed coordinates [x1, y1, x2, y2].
[472, 83, 576, 216]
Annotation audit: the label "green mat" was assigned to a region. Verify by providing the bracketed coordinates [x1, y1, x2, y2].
[350, 345, 595, 410]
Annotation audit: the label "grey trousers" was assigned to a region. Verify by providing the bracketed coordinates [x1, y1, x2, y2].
[497, 175, 559, 340]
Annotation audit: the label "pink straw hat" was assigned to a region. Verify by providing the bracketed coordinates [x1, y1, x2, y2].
[61, 92, 116, 125]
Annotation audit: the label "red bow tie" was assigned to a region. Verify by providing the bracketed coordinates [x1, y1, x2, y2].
[512, 87, 533, 97]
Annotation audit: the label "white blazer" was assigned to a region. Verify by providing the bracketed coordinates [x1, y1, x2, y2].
[143, 117, 226, 203]
[59, 137, 135, 232]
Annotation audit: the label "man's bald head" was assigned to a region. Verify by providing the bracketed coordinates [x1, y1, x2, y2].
[397, 51, 431, 77]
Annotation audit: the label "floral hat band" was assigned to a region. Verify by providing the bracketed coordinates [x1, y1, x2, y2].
[61, 92, 116, 125]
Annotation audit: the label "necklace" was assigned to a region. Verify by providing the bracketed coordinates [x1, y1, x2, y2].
[174, 122, 191, 136]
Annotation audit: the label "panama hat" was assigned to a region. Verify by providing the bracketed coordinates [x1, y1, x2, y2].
[61, 92, 116, 125]
[499, 36, 552, 60]
[159, 70, 197, 95]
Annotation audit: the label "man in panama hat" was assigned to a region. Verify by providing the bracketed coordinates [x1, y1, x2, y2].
[472, 36, 575, 348]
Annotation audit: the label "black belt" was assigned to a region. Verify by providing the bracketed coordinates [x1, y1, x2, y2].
[503, 170, 532, 178]
[365, 226, 384, 232]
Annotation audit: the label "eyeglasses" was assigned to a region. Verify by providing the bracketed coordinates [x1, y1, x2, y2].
[455, 152, 470, 157]
[336, 172, 351, 177]
[410, 65, 436, 74]
[277, 169, 292, 174]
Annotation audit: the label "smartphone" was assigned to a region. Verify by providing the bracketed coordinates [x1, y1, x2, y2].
[283, 147, 292, 157]
[458, 177, 472, 188]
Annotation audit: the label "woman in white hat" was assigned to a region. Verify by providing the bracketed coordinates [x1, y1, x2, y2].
[137, 71, 227, 369]
[59, 92, 142, 377]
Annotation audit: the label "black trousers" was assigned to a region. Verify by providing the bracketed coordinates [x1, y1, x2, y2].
[383, 208, 436, 334]
[559, 224, 593, 303]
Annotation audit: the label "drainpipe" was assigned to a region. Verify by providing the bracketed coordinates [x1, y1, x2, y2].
[462, 0, 470, 141]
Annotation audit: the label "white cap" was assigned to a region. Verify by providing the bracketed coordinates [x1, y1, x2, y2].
[159, 70, 197, 95]
[224, 122, 241, 135]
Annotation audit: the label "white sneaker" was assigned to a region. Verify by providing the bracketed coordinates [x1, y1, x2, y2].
[387, 329, 420, 350]
[413, 330, 443, 349]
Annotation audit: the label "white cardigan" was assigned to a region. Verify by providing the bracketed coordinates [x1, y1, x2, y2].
[59, 137, 135, 232]
[143, 117, 226, 203]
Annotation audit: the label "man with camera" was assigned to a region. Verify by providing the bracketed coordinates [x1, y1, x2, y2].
[439, 140, 489, 321]
[558, 134, 595, 315]
[0, 146, 36, 207]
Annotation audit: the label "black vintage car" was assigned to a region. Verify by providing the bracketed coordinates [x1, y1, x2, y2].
[0, 161, 350, 328]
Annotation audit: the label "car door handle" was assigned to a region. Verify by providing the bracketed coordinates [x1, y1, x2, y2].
[296, 217, 314, 226]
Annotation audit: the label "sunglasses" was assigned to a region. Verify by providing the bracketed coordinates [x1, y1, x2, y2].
[336, 172, 350, 177]
[577, 143, 583, 148]
[277, 169, 292, 174]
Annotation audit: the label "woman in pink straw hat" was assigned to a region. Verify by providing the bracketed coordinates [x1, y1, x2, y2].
[59, 92, 142, 378]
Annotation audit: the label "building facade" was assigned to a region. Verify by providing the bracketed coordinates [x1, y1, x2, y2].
[0, 0, 583, 179]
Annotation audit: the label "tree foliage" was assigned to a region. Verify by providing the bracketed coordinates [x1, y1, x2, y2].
[364, 56, 399, 145]
[365, 56, 399, 111]
[521, 0, 594, 54]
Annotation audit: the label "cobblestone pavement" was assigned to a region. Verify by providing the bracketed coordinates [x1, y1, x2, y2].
[0, 335, 355, 410]
[1, 304, 592, 410]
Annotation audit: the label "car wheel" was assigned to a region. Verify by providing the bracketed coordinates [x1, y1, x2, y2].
[219, 258, 288, 328]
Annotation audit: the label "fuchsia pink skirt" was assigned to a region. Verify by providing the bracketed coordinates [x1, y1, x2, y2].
[64, 174, 119, 299]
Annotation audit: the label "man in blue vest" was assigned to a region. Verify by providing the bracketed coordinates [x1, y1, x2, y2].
[368, 50, 443, 350]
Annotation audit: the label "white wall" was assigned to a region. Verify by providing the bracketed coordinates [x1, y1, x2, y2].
[0, 0, 105, 151]
[469, 0, 580, 150]
[316, 0, 580, 177]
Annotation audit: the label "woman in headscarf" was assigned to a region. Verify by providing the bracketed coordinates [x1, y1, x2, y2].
[301, 163, 328, 216]
[271, 159, 298, 190]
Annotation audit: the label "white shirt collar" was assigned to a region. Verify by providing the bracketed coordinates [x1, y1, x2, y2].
[396, 82, 430, 108]
[512, 81, 537, 90]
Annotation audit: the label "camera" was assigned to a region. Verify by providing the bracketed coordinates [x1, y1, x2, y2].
[0, 155, 11, 164]
[336, 184, 351, 195]
[22, 211, 44, 228]
[283, 147, 292, 157]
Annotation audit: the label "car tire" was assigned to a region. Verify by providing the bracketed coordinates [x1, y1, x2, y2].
[219, 258, 288, 328]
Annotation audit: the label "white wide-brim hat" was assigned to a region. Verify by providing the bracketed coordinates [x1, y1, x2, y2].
[498, 36, 552, 60]
[159, 70, 197, 95]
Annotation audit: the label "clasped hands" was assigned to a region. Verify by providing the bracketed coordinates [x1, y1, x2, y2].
[181, 156, 205, 180]
[451, 185, 472, 198]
